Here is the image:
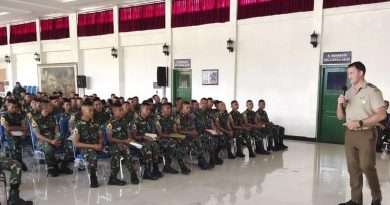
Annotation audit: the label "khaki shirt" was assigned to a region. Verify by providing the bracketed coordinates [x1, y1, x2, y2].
[345, 80, 385, 121]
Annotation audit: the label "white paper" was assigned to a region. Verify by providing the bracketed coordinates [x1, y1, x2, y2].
[10, 131, 23, 136]
[130, 142, 143, 149]
[206, 129, 218, 135]
[145, 133, 157, 139]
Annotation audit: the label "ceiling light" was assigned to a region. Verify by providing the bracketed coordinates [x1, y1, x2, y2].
[62, 0, 77, 2]
[79, 6, 107, 12]
[0, 12, 10, 16]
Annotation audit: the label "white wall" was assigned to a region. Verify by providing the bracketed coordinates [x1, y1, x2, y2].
[236, 13, 318, 138]
[45, 50, 73, 64]
[172, 24, 235, 104]
[82, 48, 118, 98]
[15, 52, 39, 86]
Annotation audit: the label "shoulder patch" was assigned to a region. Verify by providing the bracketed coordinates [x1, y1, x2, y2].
[73, 127, 78, 134]
[1, 116, 5, 123]
[107, 123, 112, 129]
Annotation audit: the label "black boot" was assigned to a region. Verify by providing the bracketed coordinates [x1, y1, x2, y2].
[213, 148, 223, 165]
[89, 169, 99, 188]
[280, 137, 288, 150]
[108, 168, 126, 186]
[162, 158, 179, 174]
[152, 162, 163, 178]
[130, 170, 139, 185]
[7, 184, 33, 205]
[178, 159, 191, 175]
[197, 156, 209, 170]
[247, 142, 256, 158]
[255, 141, 270, 155]
[21, 161, 28, 172]
[48, 163, 59, 177]
[338, 200, 361, 205]
[235, 142, 245, 158]
[143, 163, 158, 180]
[60, 158, 73, 175]
[227, 143, 236, 159]
[267, 137, 274, 152]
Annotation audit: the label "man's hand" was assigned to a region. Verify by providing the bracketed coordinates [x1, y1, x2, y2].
[338, 95, 347, 105]
[93, 144, 103, 151]
[51, 139, 62, 147]
[125, 139, 134, 144]
[144, 136, 154, 141]
[345, 120, 360, 130]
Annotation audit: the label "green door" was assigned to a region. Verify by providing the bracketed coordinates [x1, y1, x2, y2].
[317, 66, 349, 144]
[173, 69, 192, 104]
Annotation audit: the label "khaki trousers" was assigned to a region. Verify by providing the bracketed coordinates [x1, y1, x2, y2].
[344, 128, 382, 204]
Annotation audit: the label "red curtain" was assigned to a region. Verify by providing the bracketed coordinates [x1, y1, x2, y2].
[10, 22, 37, 44]
[172, 0, 230, 28]
[78, 10, 113, 37]
[0, 27, 7, 45]
[238, 0, 314, 20]
[41, 17, 70, 40]
[324, 0, 390, 8]
[120, 2, 165, 32]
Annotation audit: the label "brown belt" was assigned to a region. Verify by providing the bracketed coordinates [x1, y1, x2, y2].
[352, 126, 374, 131]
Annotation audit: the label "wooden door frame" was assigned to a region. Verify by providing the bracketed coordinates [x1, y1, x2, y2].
[316, 65, 348, 142]
[171, 69, 192, 104]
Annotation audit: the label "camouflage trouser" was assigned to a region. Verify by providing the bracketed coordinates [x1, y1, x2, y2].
[233, 129, 251, 146]
[159, 138, 183, 160]
[135, 139, 160, 164]
[82, 146, 120, 171]
[5, 134, 22, 162]
[0, 157, 21, 185]
[179, 136, 204, 159]
[212, 135, 229, 150]
[111, 143, 133, 170]
[249, 127, 267, 141]
[198, 134, 216, 155]
[38, 139, 73, 166]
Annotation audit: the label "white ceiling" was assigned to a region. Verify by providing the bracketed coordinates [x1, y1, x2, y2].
[0, 0, 158, 26]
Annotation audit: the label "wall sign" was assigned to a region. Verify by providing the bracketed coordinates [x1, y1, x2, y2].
[323, 51, 352, 64]
[174, 59, 191, 68]
[202, 69, 218, 85]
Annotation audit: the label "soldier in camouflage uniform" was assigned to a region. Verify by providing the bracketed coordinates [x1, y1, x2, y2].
[242, 100, 270, 155]
[257, 99, 288, 151]
[106, 101, 139, 184]
[1, 99, 28, 171]
[229, 100, 256, 158]
[73, 100, 126, 188]
[0, 157, 33, 205]
[31, 100, 73, 177]
[156, 103, 191, 175]
[20, 93, 32, 114]
[122, 101, 135, 125]
[26, 98, 41, 124]
[174, 102, 209, 170]
[131, 102, 162, 180]
[193, 98, 224, 168]
[93, 98, 110, 126]
[50, 96, 63, 116]
[214, 101, 235, 159]
[151, 95, 162, 115]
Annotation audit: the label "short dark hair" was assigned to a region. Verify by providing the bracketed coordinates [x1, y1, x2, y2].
[191, 100, 198, 104]
[258, 99, 265, 104]
[162, 103, 172, 108]
[348, 61, 366, 76]
[231, 100, 238, 105]
[182, 101, 190, 105]
[207, 97, 213, 101]
[81, 100, 93, 107]
[246, 100, 253, 103]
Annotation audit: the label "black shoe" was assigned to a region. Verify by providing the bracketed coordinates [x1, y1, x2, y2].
[267, 146, 273, 152]
[178, 160, 191, 175]
[7, 189, 33, 205]
[197, 157, 209, 170]
[108, 176, 126, 186]
[236, 152, 245, 158]
[143, 165, 158, 180]
[90, 175, 99, 188]
[60, 166, 73, 175]
[249, 152, 256, 158]
[152, 163, 163, 178]
[372, 199, 381, 205]
[130, 172, 139, 184]
[48, 168, 59, 177]
[227, 151, 236, 159]
[214, 155, 223, 165]
[162, 166, 179, 174]
[21, 162, 28, 171]
[338, 200, 361, 205]
[258, 150, 271, 155]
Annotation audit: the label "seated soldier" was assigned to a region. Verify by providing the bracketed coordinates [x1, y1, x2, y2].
[229, 100, 256, 158]
[156, 103, 191, 175]
[26, 98, 41, 124]
[190, 100, 199, 113]
[174, 101, 209, 170]
[73, 100, 125, 188]
[243, 100, 270, 155]
[49, 96, 62, 116]
[214, 101, 235, 159]
[0, 157, 33, 205]
[377, 100, 390, 152]
[106, 101, 139, 184]
[193, 98, 224, 167]
[131, 102, 163, 180]
[122, 101, 135, 125]
[173, 97, 183, 117]
[161, 97, 168, 104]
[151, 95, 162, 115]
[257, 99, 288, 151]
[93, 98, 110, 126]
[1, 99, 29, 171]
[32, 100, 73, 177]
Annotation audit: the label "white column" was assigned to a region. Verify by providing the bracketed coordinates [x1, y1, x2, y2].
[113, 5, 124, 97]
[165, 0, 173, 100]
[68, 13, 84, 96]
[230, 0, 238, 100]
[36, 19, 44, 64]
[5, 23, 15, 92]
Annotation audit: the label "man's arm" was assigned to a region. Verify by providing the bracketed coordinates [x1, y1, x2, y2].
[337, 95, 346, 120]
[73, 132, 96, 149]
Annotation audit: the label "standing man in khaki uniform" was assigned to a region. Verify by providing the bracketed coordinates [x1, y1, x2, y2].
[337, 62, 387, 205]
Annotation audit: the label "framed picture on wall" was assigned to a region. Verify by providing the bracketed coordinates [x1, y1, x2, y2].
[37, 63, 78, 97]
[202, 69, 219, 85]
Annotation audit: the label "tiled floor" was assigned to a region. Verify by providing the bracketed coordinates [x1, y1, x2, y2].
[3, 140, 390, 205]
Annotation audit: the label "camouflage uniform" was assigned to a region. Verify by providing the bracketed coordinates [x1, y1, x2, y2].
[151, 103, 162, 115]
[0, 112, 25, 163]
[242, 109, 266, 140]
[229, 110, 254, 155]
[174, 113, 204, 158]
[257, 109, 285, 149]
[74, 119, 120, 171]
[32, 114, 73, 168]
[59, 111, 72, 138]
[52, 107, 63, 116]
[213, 111, 231, 150]
[106, 117, 133, 170]
[0, 157, 22, 185]
[131, 114, 160, 164]
[156, 114, 184, 160]
[193, 109, 217, 155]
[93, 111, 110, 127]
[123, 111, 135, 125]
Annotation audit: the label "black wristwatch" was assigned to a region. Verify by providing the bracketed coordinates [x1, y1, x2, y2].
[359, 120, 364, 127]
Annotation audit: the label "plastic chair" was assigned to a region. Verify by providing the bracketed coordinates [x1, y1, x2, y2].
[29, 124, 49, 177]
[0, 170, 7, 205]
[100, 126, 123, 179]
[0, 125, 11, 158]
[31, 86, 38, 95]
[26, 86, 32, 94]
